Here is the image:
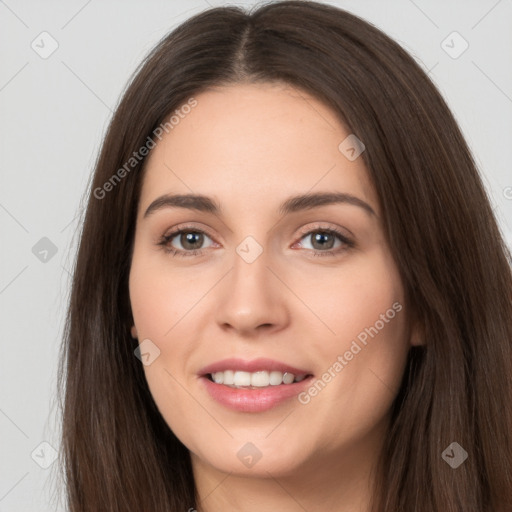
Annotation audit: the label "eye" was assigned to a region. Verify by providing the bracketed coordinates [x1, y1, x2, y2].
[157, 224, 354, 258]
[294, 226, 354, 257]
[158, 226, 216, 257]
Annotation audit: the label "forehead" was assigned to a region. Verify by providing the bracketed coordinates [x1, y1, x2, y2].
[139, 82, 377, 216]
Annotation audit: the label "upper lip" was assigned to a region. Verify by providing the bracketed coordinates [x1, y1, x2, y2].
[199, 357, 312, 376]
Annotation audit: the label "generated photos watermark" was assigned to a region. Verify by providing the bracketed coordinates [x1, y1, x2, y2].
[298, 301, 403, 404]
[94, 97, 197, 200]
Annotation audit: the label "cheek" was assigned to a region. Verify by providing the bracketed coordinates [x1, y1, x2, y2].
[129, 249, 207, 339]
[294, 248, 409, 429]
[129, 257, 212, 450]
[295, 247, 407, 354]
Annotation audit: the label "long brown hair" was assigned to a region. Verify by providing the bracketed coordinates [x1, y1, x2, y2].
[57, 1, 512, 510]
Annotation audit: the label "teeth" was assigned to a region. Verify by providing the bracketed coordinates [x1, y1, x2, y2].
[269, 371, 283, 386]
[222, 370, 234, 385]
[210, 370, 308, 387]
[233, 371, 251, 387]
[282, 372, 295, 384]
[251, 371, 270, 387]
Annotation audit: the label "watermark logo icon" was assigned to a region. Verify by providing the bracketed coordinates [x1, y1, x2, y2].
[32, 237, 58, 263]
[134, 338, 161, 366]
[237, 442, 262, 468]
[442, 442, 468, 468]
[441, 31, 469, 59]
[31, 441, 58, 469]
[338, 134, 365, 161]
[236, 236, 263, 264]
[31, 31, 59, 59]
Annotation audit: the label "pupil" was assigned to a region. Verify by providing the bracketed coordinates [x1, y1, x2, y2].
[182, 232, 203, 250]
[313, 232, 334, 250]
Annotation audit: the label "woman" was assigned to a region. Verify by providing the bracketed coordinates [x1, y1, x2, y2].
[57, 1, 512, 511]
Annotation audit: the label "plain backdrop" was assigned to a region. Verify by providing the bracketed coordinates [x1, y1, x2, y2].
[0, 0, 511, 510]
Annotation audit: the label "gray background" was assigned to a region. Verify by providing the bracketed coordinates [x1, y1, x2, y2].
[0, 0, 511, 510]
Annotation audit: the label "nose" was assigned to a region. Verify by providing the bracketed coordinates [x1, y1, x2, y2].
[214, 246, 290, 337]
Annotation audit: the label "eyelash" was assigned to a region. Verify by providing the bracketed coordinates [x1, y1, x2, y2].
[157, 224, 355, 258]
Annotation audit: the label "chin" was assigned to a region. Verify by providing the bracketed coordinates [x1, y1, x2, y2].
[189, 435, 311, 478]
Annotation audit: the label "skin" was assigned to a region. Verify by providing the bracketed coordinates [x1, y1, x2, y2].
[129, 82, 422, 512]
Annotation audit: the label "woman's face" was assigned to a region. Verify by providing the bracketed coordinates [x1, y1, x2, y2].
[129, 82, 418, 478]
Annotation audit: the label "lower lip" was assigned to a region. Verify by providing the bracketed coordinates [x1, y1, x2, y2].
[200, 375, 313, 412]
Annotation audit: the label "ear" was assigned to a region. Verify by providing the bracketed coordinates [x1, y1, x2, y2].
[409, 313, 425, 347]
[130, 325, 138, 339]
[410, 326, 424, 346]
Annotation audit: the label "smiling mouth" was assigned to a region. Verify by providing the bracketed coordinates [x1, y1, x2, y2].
[206, 370, 312, 389]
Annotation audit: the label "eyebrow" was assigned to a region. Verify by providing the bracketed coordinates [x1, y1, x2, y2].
[143, 192, 376, 219]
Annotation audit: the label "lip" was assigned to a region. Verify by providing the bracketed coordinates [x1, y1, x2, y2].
[198, 357, 311, 376]
[198, 358, 314, 413]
